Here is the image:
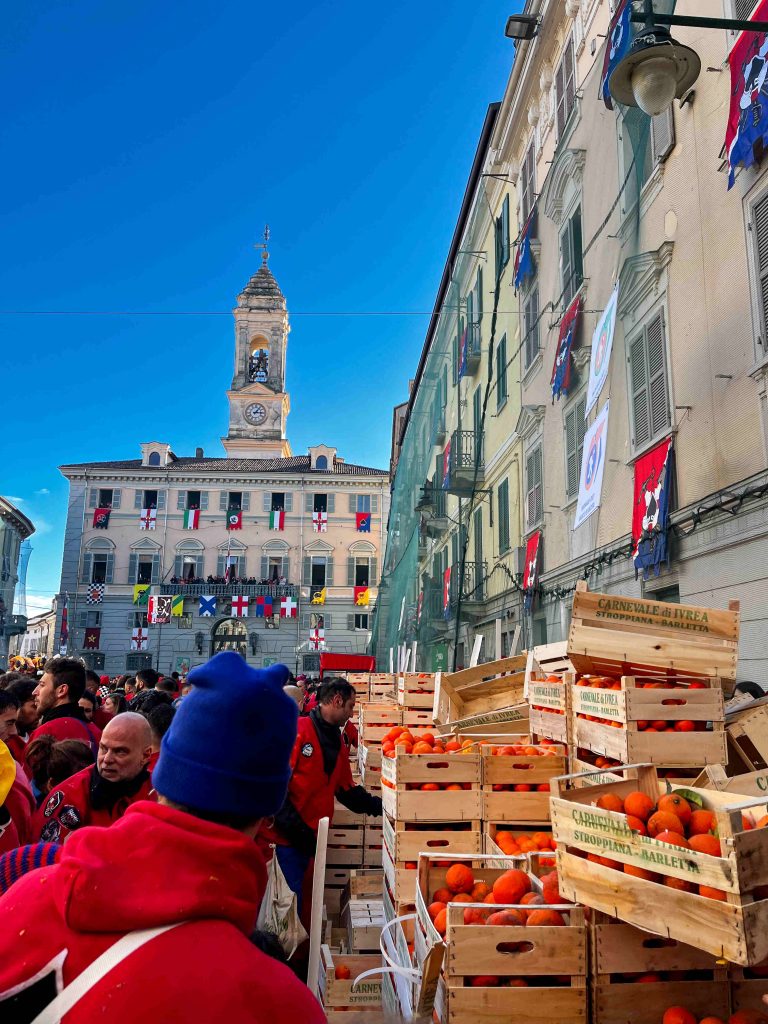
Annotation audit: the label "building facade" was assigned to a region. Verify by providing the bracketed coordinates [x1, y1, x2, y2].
[375, 0, 768, 681]
[12, 605, 57, 662]
[55, 253, 389, 676]
[0, 497, 35, 669]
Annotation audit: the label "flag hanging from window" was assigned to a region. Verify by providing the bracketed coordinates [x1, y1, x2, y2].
[311, 587, 327, 606]
[133, 584, 150, 606]
[280, 596, 297, 618]
[93, 508, 110, 529]
[354, 586, 370, 607]
[131, 627, 148, 651]
[310, 627, 325, 650]
[573, 401, 611, 530]
[600, 0, 633, 110]
[442, 441, 451, 491]
[355, 512, 371, 533]
[457, 325, 468, 381]
[227, 508, 243, 530]
[312, 511, 328, 532]
[551, 295, 582, 402]
[585, 284, 619, 416]
[59, 598, 68, 656]
[231, 594, 249, 617]
[83, 627, 101, 650]
[725, 2, 768, 187]
[270, 509, 285, 530]
[255, 596, 273, 617]
[522, 531, 542, 612]
[86, 583, 105, 605]
[442, 566, 451, 619]
[183, 508, 200, 529]
[199, 595, 217, 617]
[139, 508, 157, 531]
[148, 595, 172, 624]
[632, 437, 675, 579]
[513, 209, 537, 291]
[171, 595, 185, 617]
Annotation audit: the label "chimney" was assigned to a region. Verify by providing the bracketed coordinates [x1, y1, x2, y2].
[195, 447, 204, 459]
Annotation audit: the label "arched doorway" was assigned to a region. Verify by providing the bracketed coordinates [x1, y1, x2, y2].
[211, 618, 248, 657]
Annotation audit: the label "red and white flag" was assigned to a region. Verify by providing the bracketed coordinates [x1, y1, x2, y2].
[310, 627, 325, 649]
[312, 511, 327, 532]
[183, 508, 200, 529]
[231, 594, 249, 617]
[522, 531, 542, 611]
[280, 596, 297, 618]
[270, 509, 285, 530]
[131, 627, 148, 651]
[148, 595, 172, 624]
[140, 508, 157, 530]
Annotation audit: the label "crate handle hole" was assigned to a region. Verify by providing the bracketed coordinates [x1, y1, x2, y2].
[641, 937, 678, 949]
[496, 941, 534, 955]
[425, 840, 450, 848]
[661, 699, 688, 707]
[426, 761, 450, 769]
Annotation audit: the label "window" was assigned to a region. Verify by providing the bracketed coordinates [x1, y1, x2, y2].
[496, 335, 508, 410]
[176, 614, 193, 629]
[347, 555, 377, 587]
[303, 654, 321, 672]
[314, 493, 327, 513]
[316, 455, 328, 470]
[174, 549, 204, 580]
[82, 652, 105, 669]
[751, 188, 768, 351]
[148, 452, 161, 467]
[128, 548, 160, 585]
[129, 612, 148, 629]
[228, 491, 242, 510]
[497, 479, 510, 554]
[136, 557, 153, 584]
[620, 109, 675, 216]
[523, 288, 540, 369]
[352, 613, 370, 630]
[77, 610, 102, 628]
[271, 492, 285, 511]
[143, 490, 158, 509]
[628, 309, 671, 451]
[525, 445, 543, 527]
[521, 141, 536, 222]
[263, 492, 293, 513]
[127, 653, 153, 671]
[350, 494, 378, 514]
[565, 395, 587, 500]
[219, 491, 250, 512]
[134, 488, 166, 511]
[495, 194, 511, 281]
[301, 611, 331, 631]
[560, 206, 583, 306]
[555, 38, 576, 140]
[309, 557, 328, 588]
[177, 490, 207, 511]
[98, 489, 115, 508]
[260, 554, 290, 581]
[452, 333, 459, 386]
[532, 616, 548, 645]
[216, 553, 245, 577]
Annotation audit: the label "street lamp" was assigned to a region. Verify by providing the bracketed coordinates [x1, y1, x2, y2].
[504, 14, 540, 42]
[610, 0, 768, 115]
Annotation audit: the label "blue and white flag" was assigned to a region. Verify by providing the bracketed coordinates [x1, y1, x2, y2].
[513, 210, 536, 291]
[199, 595, 217, 617]
[574, 401, 610, 530]
[601, 0, 633, 110]
[725, 1, 768, 187]
[585, 284, 619, 416]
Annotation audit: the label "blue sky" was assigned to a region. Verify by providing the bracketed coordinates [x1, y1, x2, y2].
[1, 0, 517, 612]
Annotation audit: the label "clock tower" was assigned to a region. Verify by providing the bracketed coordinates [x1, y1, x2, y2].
[222, 230, 292, 459]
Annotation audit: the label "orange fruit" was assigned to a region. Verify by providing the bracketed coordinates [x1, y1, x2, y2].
[626, 815, 648, 836]
[526, 908, 566, 926]
[412, 742, 433, 754]
[496, 833, 520, 855]
[664, 876, 695, 892]
[445, 783, 463, 791]
[647, 811, 685, 837]
[623, 791, 655, 822]
[420, 783, 440, 791]
[507, 978, 529, 987]
[492, 869, 532, 905]
[688, 833, 721, 856]
[624, 864, 660, 882]
[596, 793, 625, 813]
[699, 885, 727, 901]
[452, 893, 473, 904]
[485, 909, 524, 926]
[756, 815, 768, 829]
[540, 870, 565, 905]
[688, 809, 716, 835]
[662, 1009, 697, 1024]
[471, 882, 491, 901]
[432, 888, 452, 904]
[658, 793, 692, 827]
[444, 741, 461, 752]
[433, 908, 447, 935]
[698, 1019, 726, 1024]
[428, 901, 447, 921]
[655, 831, 690, 849]
[532, 831, 551, 850]
[728, 1011, 768, 1024]
[483, 892, 497, 904]
[421, 733, 436, 745]
[469, 975, 500, 986]
[464, 906, 490, 925]
[335, 964, 351, 980]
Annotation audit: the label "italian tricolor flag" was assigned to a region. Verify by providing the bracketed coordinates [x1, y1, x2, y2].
[183, 509, 200, 529]
[269, 509, 285, 530]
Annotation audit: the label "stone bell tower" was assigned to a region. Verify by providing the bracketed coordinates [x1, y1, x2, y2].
[222, 227, 292, 459]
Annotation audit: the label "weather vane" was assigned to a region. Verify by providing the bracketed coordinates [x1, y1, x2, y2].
[254, 224, 270, 264]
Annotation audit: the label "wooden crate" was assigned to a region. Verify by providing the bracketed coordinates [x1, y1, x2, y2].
[402, 707, 436, 731]
[525, 640, 574, 689]
[432, 655, 527, 728]
[727, 705, 768, 772]
[567, 581, 740, 681]
[358, 702, 401, 746]
[318, 944, 383, 1010]
[325, 885, 346, 917]
[381, 750, 482, 822]
[343, 898, 385, 952]
[369, 672, 396, 701]
[570, 757, 623, 787]
[327, 866, 355, 889]
[358, 743, 381, 773]
[590, 913, 729, 1024]
[383, 842, 421, 904]
[398, 672, 438, 709]
[571, 675, 726, 768]
[528, 675, 571, 745]
[333, 800, 366, 827]
[328, 825, 365, 867]
[550, 764, 768, 965]
[347, 869, 384, 899]
[729, 964, 768, 1017]
[383, 813, 483, 862]
[481, 742, 567, 822]
[484, 822, 556, 858]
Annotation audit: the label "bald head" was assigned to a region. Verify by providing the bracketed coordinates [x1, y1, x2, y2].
[97, 712, 153, 782]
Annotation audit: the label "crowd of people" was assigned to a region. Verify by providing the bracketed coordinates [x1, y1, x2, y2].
[168, 574, 291, 587]
[0, 653, 380, 1021]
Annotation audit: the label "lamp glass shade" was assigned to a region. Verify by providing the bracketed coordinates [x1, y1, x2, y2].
[631, 55, 679, 116]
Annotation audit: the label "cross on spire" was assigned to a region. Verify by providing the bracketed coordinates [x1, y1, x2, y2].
[254, 224, 270, 264]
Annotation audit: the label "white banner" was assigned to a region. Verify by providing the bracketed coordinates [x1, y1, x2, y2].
[574, 401, 610, 530]
[585, 284, 619, 416]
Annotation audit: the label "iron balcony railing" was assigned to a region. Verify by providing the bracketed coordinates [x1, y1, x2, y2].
[163, 583, 300, 598]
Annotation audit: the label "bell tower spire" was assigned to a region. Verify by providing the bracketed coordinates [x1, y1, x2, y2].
[222, 231, 291, 459]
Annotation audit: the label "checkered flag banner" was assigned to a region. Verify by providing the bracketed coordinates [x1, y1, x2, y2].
[86, 583, 105, 605]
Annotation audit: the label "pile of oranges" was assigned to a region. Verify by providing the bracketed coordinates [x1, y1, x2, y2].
[380, 728, 473, 758]
[662, 1008, 768, 1024]
[574, 675, 710, 733]
[586, 789, 768, 899]
[485, 740, 562, 793]
[529, 674, 567, 717]
[492, 829, 556, 856]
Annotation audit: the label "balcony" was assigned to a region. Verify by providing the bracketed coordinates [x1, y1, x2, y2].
[444, 430, 484, 495]
[423, 587, 451, 634]
[450, 561, 487, 608]
[164, 582, 299, 599]
[3, 614, 27, 637]
[465, 322, 481, 375]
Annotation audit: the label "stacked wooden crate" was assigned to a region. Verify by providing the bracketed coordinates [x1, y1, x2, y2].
[326, 801, 367, 921]
[317, 944, 384, 1021]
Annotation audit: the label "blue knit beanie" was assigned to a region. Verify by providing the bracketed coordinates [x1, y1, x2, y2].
[153, 652, 297, 819]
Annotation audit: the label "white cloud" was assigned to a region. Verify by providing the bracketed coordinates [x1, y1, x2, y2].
[24, 593, 55, 617]
[35, 488, 50, 497]
[31, 517, 52, 536]
[6, 496, 25, 506]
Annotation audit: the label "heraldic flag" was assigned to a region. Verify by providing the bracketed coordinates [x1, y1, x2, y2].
[312, 510, 327, 532]
[199, 595, 217, 617]
[131, 627, 148, 652]
[632, 437, 675, 580]
[600, 0, 633, 110]
[84, 627, 101, 650]
[725, 1, 768, 187]
[148, 595, 172, 624]
[355, 512, 371, 533]
[443, 566, 451, 620]
[354, 586, 370, 607]
[280, 596, 297, 618]
[93, 508, 110, 529]
[171, 595, 184, 617]
[140, 508, 157, 531]
[86, 583, 104, 605]
[522, 530, 542, 612]
[311, 587, 327, 606]
[255, 596, 273, 617]
[513, 209, 536, 291]
[231, 594, 249, 617]
[551, 295, 582, 402]
[133, 584, 150, 606]
[227, 508, 243, 530]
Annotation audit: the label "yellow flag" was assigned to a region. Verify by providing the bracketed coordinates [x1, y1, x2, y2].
[171, 594, 185, 617]
[354, 587, 369, 606]
[133, 584, 150, 606]
[311, 587, 327, 606]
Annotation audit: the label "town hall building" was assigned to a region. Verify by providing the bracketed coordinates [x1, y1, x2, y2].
[55, 245, 389, 675]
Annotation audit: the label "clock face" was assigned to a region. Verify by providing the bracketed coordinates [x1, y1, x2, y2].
[244, 402, 267, 425]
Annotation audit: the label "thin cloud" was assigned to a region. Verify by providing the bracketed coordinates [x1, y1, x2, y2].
[34, 488, 50, 497]
[23, 594, 55, 617]
[6, 496, 25, 505]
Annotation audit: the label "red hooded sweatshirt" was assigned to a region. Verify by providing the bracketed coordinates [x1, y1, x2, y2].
[0, 801, 326, 1023]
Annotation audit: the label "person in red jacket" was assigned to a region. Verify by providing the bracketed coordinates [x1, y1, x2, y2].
[3, 678, 38, 764]
[0, 693, 35, 842]
[30, 712, 154, 843]
[26, 658, 100, 763]
[0, 651, 324, 1024]
[263, 676, 382, 909]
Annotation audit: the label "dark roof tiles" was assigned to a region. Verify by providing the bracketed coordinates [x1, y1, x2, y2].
[60, 455, 388, 477]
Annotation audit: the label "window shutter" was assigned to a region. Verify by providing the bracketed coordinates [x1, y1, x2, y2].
[112, 489, 122, 509]
[534, 448, 543, 523]
[555, 56, 566, 138]
[561, 222, 573, 303]
[651, 107, 675, 164]
[371, 495, 379, 514]
[219, 492, 228, 511]
[281, 556, 290, 578]
[217, 555, 225, 577]
[324, 613, 332, 629]
[263, 493, 271, 513]
[305, 493, 313, 513]
[565, 407, 578, 497]
[174, 556, 183, 577]
[261, 556, 269, 579]
[348, 614, 355, 630]
[82, 553, 93, 583]
[302, 557, 311, 585]
[326, 559, 334, 586]
[301, 612, 309, 629]
[477, 267, 483, 321]
[755, 192, 768, 342]
[134, 491, 143, 510]
[466, 290, 474, 332]
[348, 494, 356, 513]
[241, 492, 250, 512]
[195, 555, 204, 578]
[88, 489, 98, 509]
[452, 335, 458, 385]
[128, 553, 137, 584]
[157, 490, 166, 510]
[200, 491, 209, 510]
[647, 311, 670, 437]
[347, 557, 355, 585]
[177, 491, 186, 511]
[369, 557, 378, 585]
[285, 493, 293, 513]
[630, 334, 651, 448]
[78, 611, 88, 628]
[502, 195, 510, 266]
[151, 554, 161, 583]
[328, 494, 335, 514]
[735, 0, 757, 15]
